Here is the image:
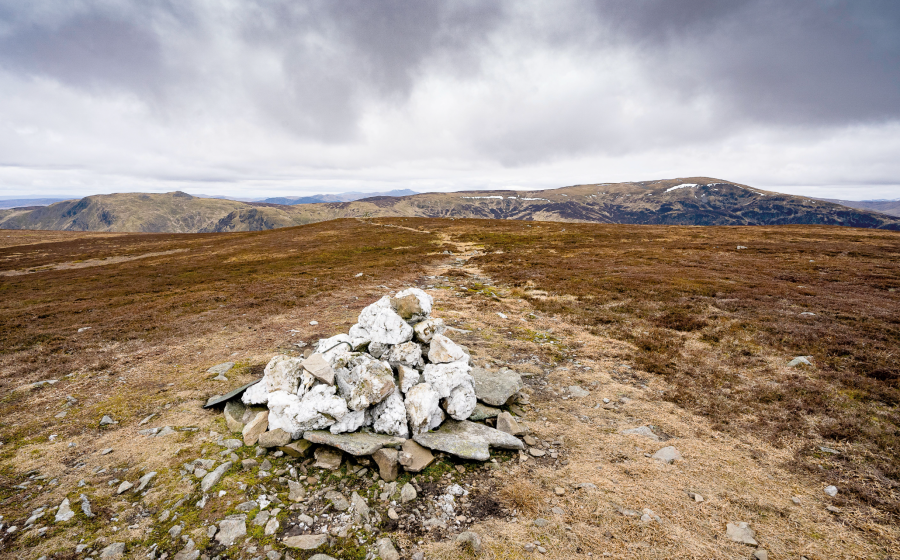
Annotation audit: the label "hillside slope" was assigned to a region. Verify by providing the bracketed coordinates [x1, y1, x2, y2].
[3, 179, 899, 232]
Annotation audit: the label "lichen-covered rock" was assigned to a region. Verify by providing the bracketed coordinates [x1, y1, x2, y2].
[304, 430, 405, 456]
[372, 389, 410, 438]
[413, 420, 524, 461]
[348, 324, 371, 350]
[358, 296, 414, 345]
[405, 383, 445, 436]
[413, 318, 445, 343]
[329, 409, 367, 434]
[301, 353, 334, 386]
[393, 288, 433, 322]
[442, 382, 476, 421]
[397, 364, 421, 394]
[385, 341, 424, 369]
[344, 359, 396, 411]
[470, 366, 524, 406]
[262, 355, 304, 394]
[428, 334, 468, 364]
[367, 341, 390, 359]
[423, 361, 473, 399]
[266, 387, 348, 438]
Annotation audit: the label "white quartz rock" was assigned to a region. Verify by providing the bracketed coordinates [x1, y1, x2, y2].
[315, 333, 353, 364]
[263, 355, 304, 394]
[394, 288, 433, 318]
[358, 296, 414, 345]
[295, 371, 316, 398]
[397, 364, 421, 394]
[368, 342, 391, 358]
[423, 360, 473, 398]
[442, 381, 477, 421]
[266, 387, 348, 438]
[413, 318, 446, 343]
[405, 383, 445, 436]
[428, 334, 467, 364]
[372, 389, 410, 438]
[386, 341, 424, 369]
[241, 378, 270, 405]
[345, 359, 396, 411]
[348, 324, 371, 351]
[329, 409, 367, 434]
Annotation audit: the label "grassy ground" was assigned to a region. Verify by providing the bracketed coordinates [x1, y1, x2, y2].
[0, 218, 897, 559]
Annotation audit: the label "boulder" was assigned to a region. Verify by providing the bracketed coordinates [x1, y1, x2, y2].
[414, 420, 524, 461]
[278, 440, 312, 458]
[392, 288, 432, 322]
[262, 355, 305, 394]
[216, 516, 247, 546]
[358, 296, 414, 345]
[313, 447, 343, 470]
[324, 490, 350, 512]
[302, 353, 335, 386]
[344, 359, 396, 411]
[568, 385, 590, 398]
[373, 448, 400, 482]
[652, 446, 682, 464]
[428, 334, 467, 364]
[54, 498, 74, 522]
[405, 383, 445, 436]
[371, 390, 410, 438]
[413, 318, 445, 343]
[329, 409, 367, 434]
[267, 386, 349, 438]
[207, 362, 234, 375]
[99, 543, 126, 559]
[303, 430, 405, 456]
[242, 410, 269, 446]
[375, 537, 400, 560]
[469, 402, 501, 421]
[200, 462, 232, 492]
[348, 323, 371, 351]
[725, 521, 758, 546]
[496, 411, 525, 436]
[470, 367, 523, 406]
[398, 439, 434, 472]
[397, 364, 421, 394]
[135, 471, 157, 492]
[442, 382, 477, 421]
[423, 361, 473, 399]
[315, 334, 353, 363]
[242, 379, 270, 406]
[258, 429, 292, 448]
[621, 426, 661, 441]
[385, 342, 424, 369]
[224, 400, 247, 433]
[283, 534, 328, 550]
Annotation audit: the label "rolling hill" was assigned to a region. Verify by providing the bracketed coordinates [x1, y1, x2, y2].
[2, 178, 899, 232]
[818, 197, 900, 217]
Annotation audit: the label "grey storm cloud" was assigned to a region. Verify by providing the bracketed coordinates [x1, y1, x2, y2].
[0, 0, 898, 197]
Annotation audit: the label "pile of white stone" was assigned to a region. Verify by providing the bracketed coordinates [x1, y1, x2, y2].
[241, 288, 476, 440]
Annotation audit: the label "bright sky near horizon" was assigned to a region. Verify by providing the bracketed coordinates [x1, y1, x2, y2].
[1, 1, 899, 200]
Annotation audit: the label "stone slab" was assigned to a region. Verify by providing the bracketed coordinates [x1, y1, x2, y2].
[303, 430, 406, 456]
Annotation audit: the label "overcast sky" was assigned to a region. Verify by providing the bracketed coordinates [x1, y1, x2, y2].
[1, 1, 898, 200]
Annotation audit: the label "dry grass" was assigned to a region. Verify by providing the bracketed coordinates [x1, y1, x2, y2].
[1, 218, 898, 559]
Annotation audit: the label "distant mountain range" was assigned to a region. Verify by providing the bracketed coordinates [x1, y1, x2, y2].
[817, 198, 900, 217]
[1, 179, 898, 233]
[258, 189, 419, 205]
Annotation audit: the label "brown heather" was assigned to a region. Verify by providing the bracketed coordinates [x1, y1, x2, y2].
[1, 217, 898, 558]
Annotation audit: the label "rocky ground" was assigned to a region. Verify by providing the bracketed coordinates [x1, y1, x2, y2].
[0, 220, 897, 559]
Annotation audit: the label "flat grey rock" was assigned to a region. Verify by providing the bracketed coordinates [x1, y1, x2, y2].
[283, 534, 328, 550]
[208, 362, 235, 375]
[652, 446, 682, 464]
[203, 379, 261, 409]
[568, 386, 590, 398]
[621, 426, 661, 441]
[469, 402, 501, 421]
[413, 420, 523, 461]
[471, 367, 523, 406]
[216, 517, 247, 546]
[787, 356, 813, 367]
[303, 430, 405, 456]
[725, 521, 758, 545]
